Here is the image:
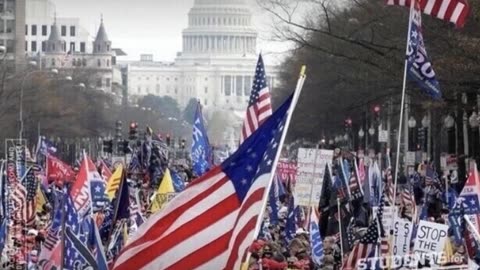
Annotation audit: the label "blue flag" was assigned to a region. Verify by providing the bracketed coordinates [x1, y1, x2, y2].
[0, 219, 6, 255]
[191, 102, 212, 177]
[309, 209, 324, 266]
[407, 1, 441, 99]
[285, 198, 296, 243]
[86, 216, 108, 270]
[171, 169, 185, 192]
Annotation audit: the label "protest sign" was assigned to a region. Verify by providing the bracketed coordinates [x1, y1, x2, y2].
[372, 206, 398, 234]
[393, 218, 413, 257]
[294, 148, 333, 206]
[413, 220, 449, 255]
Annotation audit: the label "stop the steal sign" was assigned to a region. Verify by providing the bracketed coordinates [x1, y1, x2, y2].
[413, 220, 449, 254]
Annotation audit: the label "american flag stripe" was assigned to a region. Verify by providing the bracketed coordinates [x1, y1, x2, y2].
[386, 0, 469, 27]
[240, 54, 272, 143]
[113, 94, 290, 270]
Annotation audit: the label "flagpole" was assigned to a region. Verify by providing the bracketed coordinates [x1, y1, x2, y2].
[245, 66, 307, 265]
[390, 0, 415, 263]
[59, 188, 67, 270]
[337, 197, 344, 260]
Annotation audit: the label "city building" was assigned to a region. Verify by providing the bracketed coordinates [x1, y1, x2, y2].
[39, 17, 123, 94]
[0, 0, 26, 67]
[25, 0, 91, 57]
[126, 0, 278, 112]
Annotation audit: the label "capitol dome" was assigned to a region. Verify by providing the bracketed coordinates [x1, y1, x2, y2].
[177, 0, 258, 64]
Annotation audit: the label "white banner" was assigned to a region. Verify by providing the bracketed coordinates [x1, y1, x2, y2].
[414, 220, 449, 255]
[372, 206, 398, 234]
[393, 218, 413, 257]
[294, 148, 333, 206]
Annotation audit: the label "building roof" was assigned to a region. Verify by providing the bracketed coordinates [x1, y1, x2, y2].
[48, 20, 62, 42]
[95, 19, 110, 43]
[113, 48, 127, 56]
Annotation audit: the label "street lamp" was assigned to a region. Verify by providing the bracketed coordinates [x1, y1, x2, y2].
[368, 126, 375, 136]
[444, 115, 455, 129]
[78, 83, 86, 88]
[444, 114, 455, 154]
[421, 115, 430, 128]
[408, 116, 417, 128]
[358, 128, 365, 138]
[469, 112, 479, 128]
[65, 76, 73, 81]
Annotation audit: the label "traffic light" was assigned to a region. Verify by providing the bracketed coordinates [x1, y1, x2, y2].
[180, 138, 186, 149]
[115, 120, 123, 141]
[344, 117, 352, 128]
[166, 134, 171, 146]
[103, 140, 113, 153]
[129, 122, 138, 141]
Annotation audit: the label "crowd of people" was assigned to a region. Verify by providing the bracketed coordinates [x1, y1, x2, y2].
[0, 133, 479, 270]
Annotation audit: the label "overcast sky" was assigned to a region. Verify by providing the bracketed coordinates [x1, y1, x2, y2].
[51, 0, 291, 64]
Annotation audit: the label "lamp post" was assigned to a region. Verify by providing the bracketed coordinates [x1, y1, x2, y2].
[19, 65, 58, 140]
[421, 115, 431, 159]
[358, 127, 365, 150]
[368, 125, 375, 150]
[469, 112, 479, 161]
[444, 114, 455, 154]
[408, 116, 417, 151]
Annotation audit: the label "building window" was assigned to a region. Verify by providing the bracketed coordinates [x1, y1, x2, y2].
[80, 42, 85, 53]
[106, 59, 110, 67]
[25, 41, 27, 52]
[174, 87, 178, 94]
[107, 44, 110, 51]
[51, 58, 55, 67]
[204, 99, 208, 106]
[166, 85, 171, 93]
[97, 79, 102, 87]
[156, 84, 160, 94]
[63, 42, 66, 51]
[72, 58, 76, 66]
[106, 78, 111, 87]
[6, 40, 14, 53]
[6, 20, 14, 33]
[61, 25, 66, 36]
[166, 77, 170, 81]
[82, 58, 87, 66]
[236, 76, 242, 96]
[31, 25, 37, 36]
[137, 86, 141, 93]
[69, 42, 75, 52]
[41, 41, 46, 52]
[97, 59, 101, 67]
[224, 75, 232, 96]
[204, 86, 208, 94]
[70, 26, 75, 36]
[25, 24, 27, 35]
[244, 76, 252, 95]
[42, 25, 47, 36]
[174, 77, 178, 81]
[31, 41, 37, 52]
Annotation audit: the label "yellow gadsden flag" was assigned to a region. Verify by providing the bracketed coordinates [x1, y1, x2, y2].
[150, 168, 176, 213]
[106, 164, 124, 201]
[35, 185, 48, 214]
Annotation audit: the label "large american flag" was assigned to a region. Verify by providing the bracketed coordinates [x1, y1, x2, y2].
[112, 95, 293, 270]
[240, 54, 272, 143]
[386, 0, 470, 28]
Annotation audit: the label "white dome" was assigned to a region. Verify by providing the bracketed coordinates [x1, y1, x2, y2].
[178, 0, 258, 62]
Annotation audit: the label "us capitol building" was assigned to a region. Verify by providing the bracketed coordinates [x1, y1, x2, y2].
[126, 0, 278, 113]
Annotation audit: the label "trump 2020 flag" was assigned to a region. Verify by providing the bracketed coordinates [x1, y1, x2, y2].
[191, 101, 212, 177]
[113, 94, 293, 270]
[309, 206, 324, 266]
[407, 0, 441, 100]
